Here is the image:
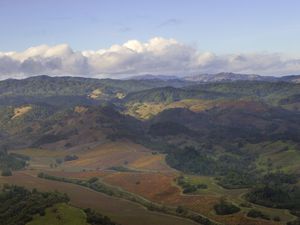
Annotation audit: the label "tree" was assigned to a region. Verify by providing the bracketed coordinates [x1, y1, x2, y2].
[1, 168, 12, 176]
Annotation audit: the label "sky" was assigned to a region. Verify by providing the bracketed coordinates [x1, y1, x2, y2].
[0, 0, 300, 79]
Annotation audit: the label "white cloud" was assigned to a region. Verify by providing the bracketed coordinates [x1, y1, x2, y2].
[0, 37, 300, 80]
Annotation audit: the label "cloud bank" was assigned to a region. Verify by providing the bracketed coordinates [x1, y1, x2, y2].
[0, 37, 300, 79]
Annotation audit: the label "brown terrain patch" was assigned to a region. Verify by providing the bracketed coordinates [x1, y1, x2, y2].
[74, 106, 88, 114]
[102, 172, 279, 225]
[11, 106, 32, 119]
[65, 141, 173, 172]
[0, 171, 199, 225]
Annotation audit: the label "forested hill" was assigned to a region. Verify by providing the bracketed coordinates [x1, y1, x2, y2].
[0, 75, 191, 98]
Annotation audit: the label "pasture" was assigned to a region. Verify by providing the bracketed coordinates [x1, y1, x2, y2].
[26, 203, 88, 225]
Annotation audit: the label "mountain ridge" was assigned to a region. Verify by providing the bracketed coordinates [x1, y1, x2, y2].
[2, 72, 300, 84]
[119, 72, 300, 83]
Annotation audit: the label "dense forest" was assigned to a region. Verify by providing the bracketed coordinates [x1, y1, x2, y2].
[0, 185, 69, 225]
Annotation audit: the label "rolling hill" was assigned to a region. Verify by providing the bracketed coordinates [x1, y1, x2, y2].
[1, 74, 300, 225]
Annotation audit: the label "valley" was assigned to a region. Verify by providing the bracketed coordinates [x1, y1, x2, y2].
[1, 75, 300, 225]
[1, 139, 297, 225]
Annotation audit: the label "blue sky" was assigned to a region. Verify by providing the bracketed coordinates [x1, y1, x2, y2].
[1, 0, 299, 53]
[0, 0, 300, 78]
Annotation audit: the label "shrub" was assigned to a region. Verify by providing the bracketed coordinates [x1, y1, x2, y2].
[239, 202, 252, 208]
[64, 155, 78, 161]
[287, 219, 300, 225]
[247, 209, 270, 220]
[176, 206, 188, 215]
[1, 168, 12, 176]
[214, 199, 240, 215]
[84, 208, 119, 225]
[88, 177, 99, 184]
[273, 216, 281, 221]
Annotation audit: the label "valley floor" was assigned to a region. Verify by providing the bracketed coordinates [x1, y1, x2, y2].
[0, 140, 297, 225]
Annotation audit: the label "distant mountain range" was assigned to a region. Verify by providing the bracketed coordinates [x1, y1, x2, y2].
[128, 72, 300, 83]
[183, 72, 277, 82]
[279, 75, 300, 83]
[126, 74, 179, 81]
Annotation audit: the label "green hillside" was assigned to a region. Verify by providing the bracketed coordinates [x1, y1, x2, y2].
[26, 203, 88, 225]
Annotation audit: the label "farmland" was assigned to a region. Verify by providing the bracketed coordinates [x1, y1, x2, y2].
[100, 172, 295, 225]
[2, 138, 297, 225]
[13, 141, 173, 173]
[0, 171, 199, 225]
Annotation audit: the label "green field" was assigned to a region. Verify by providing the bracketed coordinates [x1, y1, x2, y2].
[252, 141, 300, 173]
[26, 203, 88, 225]
[177, 174, 297, 224]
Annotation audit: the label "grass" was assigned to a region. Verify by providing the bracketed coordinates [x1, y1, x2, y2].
[11, 105, 32, 119]
[11, 148, 68, 158]
[11, 141, 174, 173]
[9, 148, 70, 171]
[124, 99, 222, 120]
[253, 141, 300, 173]
[26, 203, 88, 225]
[177, 175, 232, 196]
